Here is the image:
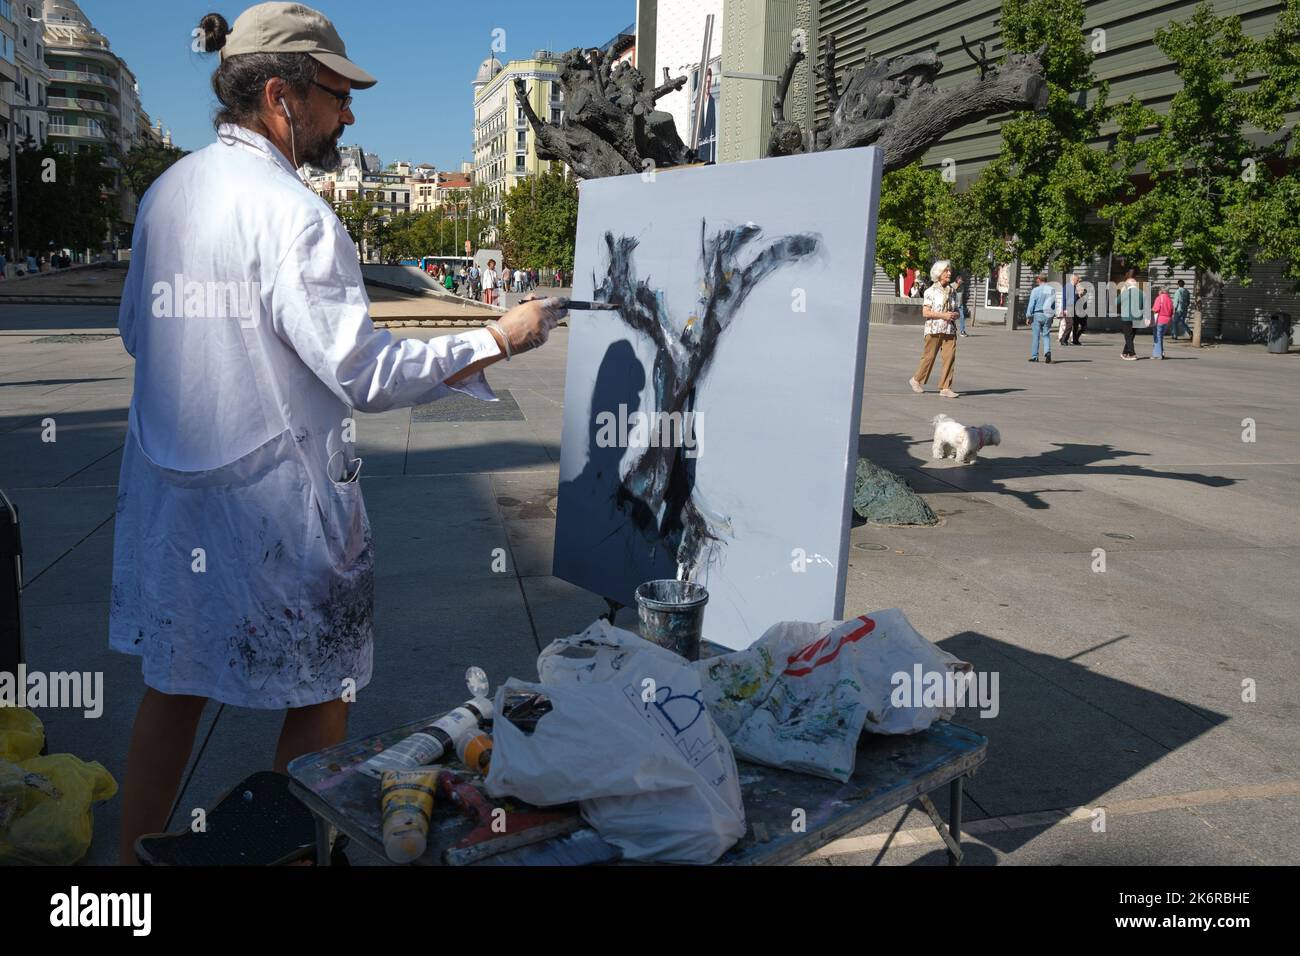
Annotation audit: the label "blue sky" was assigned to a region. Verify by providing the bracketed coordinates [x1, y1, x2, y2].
[76, 0, 635, 169]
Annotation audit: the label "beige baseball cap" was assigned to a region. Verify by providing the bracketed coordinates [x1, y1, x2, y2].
[221, 2, 377, 89]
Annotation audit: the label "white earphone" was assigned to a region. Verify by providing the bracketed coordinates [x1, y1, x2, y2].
[279, 97, 300, 170]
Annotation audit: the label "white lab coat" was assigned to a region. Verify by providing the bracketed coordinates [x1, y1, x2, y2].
[110, 124, 501, 708]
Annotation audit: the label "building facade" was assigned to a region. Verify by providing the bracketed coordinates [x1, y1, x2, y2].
[12, 2, 49, 148]
[641, 0, 1297, 340]
[0, 1, 19, 168]
[41, 0, 154, 244]
[472, 51, 564, 242]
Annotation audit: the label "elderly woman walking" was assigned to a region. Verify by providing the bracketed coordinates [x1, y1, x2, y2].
[908, 259, 961, 398]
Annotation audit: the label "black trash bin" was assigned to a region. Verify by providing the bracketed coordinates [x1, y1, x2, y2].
[1267, 312, 1292, 353]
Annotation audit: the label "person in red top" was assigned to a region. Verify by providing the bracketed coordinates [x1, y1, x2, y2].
[1151, 285, 1173, 360]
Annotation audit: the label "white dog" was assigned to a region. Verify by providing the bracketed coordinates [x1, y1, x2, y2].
[931, 414, 1001, 464]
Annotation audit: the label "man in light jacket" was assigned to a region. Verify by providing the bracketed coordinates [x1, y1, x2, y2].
[1026, 273, 1056, 363]
[111, 2, 565, 862]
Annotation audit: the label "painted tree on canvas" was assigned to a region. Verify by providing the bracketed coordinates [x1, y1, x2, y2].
[590, 220, 821, 577]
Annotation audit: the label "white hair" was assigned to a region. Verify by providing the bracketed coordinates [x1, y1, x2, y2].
[930, 260, 952, 282]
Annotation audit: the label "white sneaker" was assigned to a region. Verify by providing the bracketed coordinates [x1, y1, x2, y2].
[908, 377, 924, 394]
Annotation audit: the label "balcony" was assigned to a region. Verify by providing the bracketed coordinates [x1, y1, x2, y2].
[47, 95, 119, 118]
[48, 69, 118, 91]
[48, 122, 108, 141]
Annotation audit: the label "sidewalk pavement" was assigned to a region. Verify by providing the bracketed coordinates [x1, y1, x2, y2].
[1, 305, 1296, 865]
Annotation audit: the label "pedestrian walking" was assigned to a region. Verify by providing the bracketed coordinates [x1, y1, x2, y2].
[908, 259, 960, 399]
[1151, 284, 1173, 359]
[1026, 272, 1056, 363]
[954, 274, 970, 336]
[482, 259, 499, 305]
[996, 262, 1010, 307]
[1171, 279, 1191, 340]
[1119, 268, 1143, 360]
[1061, 273, 1089, 344]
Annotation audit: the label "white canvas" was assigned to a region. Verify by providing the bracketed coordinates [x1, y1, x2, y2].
[553, 147, 882, 650]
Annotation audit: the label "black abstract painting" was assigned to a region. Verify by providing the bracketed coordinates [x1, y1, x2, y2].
[555, 219, 821, 605]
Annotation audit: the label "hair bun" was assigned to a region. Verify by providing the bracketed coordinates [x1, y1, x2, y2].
[199, 13, 230, 53]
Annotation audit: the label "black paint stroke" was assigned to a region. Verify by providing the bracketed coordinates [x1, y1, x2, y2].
[589, 218, 822, 579]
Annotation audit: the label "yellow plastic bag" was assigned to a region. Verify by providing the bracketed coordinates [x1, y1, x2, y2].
[0, 709, 118, 865]
[0, 706, 44, 762]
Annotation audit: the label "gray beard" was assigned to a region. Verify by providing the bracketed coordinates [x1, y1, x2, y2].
[303, 135, 343, 171]
[298, 124, 344, 171]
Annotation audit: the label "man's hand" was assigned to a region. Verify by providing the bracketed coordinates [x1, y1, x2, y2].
[497, 297, 568, 355]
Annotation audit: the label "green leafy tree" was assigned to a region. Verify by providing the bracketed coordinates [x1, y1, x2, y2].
[499, 167, 578, 273]
[440, 185, 491, 256]
[968, 0, 1128, 271]
[875, 164, 951, 281]
[1, 141, 115, 256]
[121, 141, 187, 202]
[335, 193, 380, 259]
[1103, 0, 1300, 342]
[875, 164, 998, 282]
[65, 147, 118, 251]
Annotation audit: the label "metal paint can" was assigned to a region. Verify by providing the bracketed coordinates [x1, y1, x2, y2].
[634, 580, 709, 661]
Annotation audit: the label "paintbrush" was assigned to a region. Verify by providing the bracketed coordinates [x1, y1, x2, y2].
[556, 299, 621, 311]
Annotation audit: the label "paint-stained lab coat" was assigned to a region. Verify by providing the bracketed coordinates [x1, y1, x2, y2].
[110, 124, 501, 708]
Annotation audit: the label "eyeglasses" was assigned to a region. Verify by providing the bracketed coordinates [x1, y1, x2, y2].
[312, 81, 353, 111]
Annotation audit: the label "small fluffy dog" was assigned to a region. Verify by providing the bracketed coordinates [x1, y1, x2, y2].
[931, 414, 1001, 464]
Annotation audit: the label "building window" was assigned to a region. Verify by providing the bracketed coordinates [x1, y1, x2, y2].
[550, 108, 562, 125]
[515, 155, 526, 172]
[0, 34, 13, 64]
[517, 131, 527, 149]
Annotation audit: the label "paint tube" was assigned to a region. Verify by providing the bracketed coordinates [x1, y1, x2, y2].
[381, 769, 437, 864]
[360, 698, 494, 779]
[456, 731, 493, 774]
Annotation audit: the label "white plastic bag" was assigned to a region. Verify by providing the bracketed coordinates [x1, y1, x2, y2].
[486, 622, 745, 864]
[693, 608, 971, 781]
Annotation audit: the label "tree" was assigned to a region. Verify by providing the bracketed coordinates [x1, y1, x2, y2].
[1103, 0, 1300, 344]
[334, 193, 379, 260]
[499, 167, 578, 272]
[875, 164, 998, 281]
[0, 140, 115, 257]
[65, 147, 118, 251]
[967, 0, 1129, 271]
[875, 164, 951, 281]
[121, 141, 187, 202]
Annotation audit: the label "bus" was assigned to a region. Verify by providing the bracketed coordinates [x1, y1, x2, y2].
[400, 255, 474, 274]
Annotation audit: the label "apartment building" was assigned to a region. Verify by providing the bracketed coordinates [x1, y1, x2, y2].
[41, 0, 153, 243]
[472, 51, 564, 243]
[10, 2, 48, 148]
[0, 1, 18, 164]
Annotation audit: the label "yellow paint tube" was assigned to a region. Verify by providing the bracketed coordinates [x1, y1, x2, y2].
[380, 769, 437, 864]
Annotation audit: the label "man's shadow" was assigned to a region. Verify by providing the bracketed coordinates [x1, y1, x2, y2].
[553, 340, 680, 605]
